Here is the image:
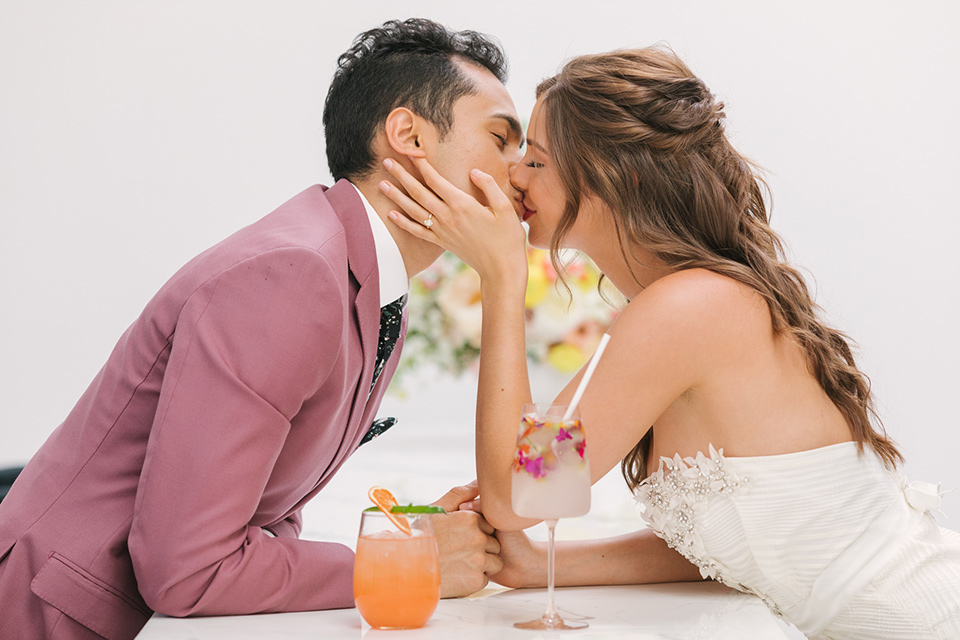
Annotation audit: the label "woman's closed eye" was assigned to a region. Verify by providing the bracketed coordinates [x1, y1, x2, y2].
[526, 160, 544, 169]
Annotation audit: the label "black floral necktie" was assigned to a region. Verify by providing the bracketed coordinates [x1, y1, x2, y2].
[360, 293, 407, 446]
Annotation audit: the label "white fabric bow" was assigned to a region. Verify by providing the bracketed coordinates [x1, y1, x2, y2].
[902, 480, 949, 517]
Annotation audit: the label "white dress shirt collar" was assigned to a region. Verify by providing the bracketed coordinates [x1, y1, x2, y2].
[348, 182, 409, 307]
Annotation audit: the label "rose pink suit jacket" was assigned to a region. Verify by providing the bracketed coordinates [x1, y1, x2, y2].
[0, 180, 405, 639]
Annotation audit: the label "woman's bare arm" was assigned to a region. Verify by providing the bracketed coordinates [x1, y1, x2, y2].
[492, 527, 703, 589]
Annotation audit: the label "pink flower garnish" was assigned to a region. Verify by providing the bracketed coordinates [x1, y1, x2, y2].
[556, 428, 572, 442]
[525, 457, 545, 478]
[576, 440, 586, 459]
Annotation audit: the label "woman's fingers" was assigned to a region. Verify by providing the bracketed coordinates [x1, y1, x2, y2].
[378, 178, 432, 225]
[458, 497, 482, 513]
[379, 156, 525, 279]
[410, 156, 466, 205]
[470, 168, 517, 217]
[382, 158, 447, 217]
[386, 209, 441, 245]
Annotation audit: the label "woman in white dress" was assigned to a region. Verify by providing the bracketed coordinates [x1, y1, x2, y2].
[379, 46, 960, 638]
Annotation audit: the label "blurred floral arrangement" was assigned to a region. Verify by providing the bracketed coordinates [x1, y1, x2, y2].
[393, 248, 620, 387]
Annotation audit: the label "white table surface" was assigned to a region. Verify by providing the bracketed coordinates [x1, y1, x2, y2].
[137, 582, 792, 639]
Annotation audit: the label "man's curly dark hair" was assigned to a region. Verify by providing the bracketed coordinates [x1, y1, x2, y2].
[323, 18, 508, 180]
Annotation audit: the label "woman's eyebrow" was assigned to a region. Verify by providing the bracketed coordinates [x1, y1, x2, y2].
[526, 137, 546, 152]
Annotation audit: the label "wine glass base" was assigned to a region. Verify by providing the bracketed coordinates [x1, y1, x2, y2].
[514, 617, 588, 631]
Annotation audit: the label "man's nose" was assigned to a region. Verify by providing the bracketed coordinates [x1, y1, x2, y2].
[510, 145, 524, 168]
[509, 160, 526, 192]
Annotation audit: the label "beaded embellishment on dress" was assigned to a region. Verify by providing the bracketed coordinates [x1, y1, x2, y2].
[635, 445, 782, 615]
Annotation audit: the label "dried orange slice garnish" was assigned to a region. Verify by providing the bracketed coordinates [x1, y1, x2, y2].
[368, 486, 412, 535]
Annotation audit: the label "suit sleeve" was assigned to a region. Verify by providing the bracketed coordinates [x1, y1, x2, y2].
[266, 510, 304, 539]
[129, 245, 355, 616]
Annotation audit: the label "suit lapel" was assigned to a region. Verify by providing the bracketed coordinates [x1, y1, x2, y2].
[276, 182, 408, 518]
[323, 179, 380, 396]
[324, 181, 411, 450]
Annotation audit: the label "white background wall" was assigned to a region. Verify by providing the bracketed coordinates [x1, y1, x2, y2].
[2, 0, 959, 524]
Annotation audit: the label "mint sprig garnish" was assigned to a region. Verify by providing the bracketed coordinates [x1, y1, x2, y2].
[363, 504, 446, 514]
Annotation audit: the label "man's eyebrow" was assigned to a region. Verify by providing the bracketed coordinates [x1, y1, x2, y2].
[492, 113, 524, 144]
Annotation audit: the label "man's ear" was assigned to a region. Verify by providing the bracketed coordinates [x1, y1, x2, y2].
[384, 107, 427, 159]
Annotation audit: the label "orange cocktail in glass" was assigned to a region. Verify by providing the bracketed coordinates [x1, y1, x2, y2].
[353, 509, 440, 629]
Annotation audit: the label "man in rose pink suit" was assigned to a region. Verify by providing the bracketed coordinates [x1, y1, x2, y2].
[0, 18, 524, 639]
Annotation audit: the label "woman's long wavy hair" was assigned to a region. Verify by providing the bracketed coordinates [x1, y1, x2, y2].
[535, 47, 901, 490]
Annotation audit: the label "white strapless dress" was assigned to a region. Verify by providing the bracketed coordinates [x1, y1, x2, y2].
[635, 442, 960, 639]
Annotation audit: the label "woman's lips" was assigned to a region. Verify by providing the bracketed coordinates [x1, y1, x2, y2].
[521, 201, 536, 222]
[514, 195, 535, 222]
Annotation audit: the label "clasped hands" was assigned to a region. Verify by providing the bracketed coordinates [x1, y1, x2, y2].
[431, 481, 540, 597]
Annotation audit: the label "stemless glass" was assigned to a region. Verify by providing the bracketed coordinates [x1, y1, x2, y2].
[511, 402, 591, 630]
[353, 509, 441, 629]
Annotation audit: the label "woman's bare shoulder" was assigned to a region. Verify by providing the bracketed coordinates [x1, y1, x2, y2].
[630, 268, 767, 326]
[607, 268, 772, 369]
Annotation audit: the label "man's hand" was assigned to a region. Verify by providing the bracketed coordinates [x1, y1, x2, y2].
[430, 482, 503, 597]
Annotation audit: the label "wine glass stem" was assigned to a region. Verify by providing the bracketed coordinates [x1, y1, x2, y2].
[544, 518, 559, 621]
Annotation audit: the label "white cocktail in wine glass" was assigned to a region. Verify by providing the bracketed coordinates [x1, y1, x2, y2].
[511, 402, 590, 630]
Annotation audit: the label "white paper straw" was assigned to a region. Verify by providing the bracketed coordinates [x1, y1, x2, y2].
[562, 333, 611, 421]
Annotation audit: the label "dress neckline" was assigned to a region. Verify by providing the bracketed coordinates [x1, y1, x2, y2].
[704, 440, 859, 462]
[650, 441, 863, 477]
